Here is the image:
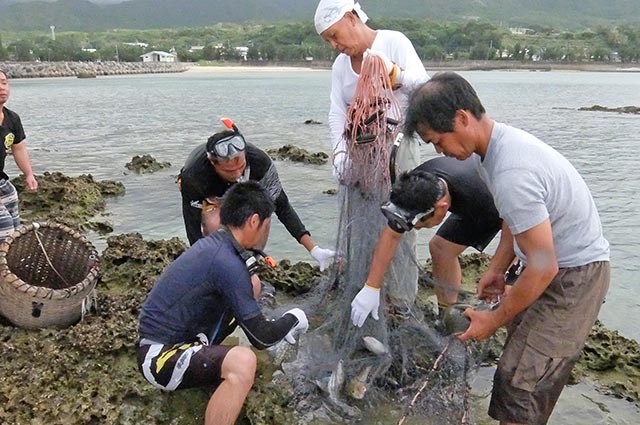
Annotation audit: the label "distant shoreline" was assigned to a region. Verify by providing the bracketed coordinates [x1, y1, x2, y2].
[188, 60, 640, 73]
[2, 60, 638, 79]
[422, 60, 640, 73]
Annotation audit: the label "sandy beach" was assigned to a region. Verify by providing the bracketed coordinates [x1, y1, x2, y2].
[184, 61, 640, 74]
[184, 64, 325, 73]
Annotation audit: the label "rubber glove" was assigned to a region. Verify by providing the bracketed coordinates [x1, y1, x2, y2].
[364, 48, 394, 75]
[310, 246, 336, 272]
[350, 284, 380, 327]
[283, 308, 309, 344]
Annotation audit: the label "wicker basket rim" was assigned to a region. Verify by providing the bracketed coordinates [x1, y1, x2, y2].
[0, 221, 100, 300]
[0, 267, 99, 299]
[0, 221, 95, 251]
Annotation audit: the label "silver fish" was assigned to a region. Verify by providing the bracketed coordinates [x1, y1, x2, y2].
[327, 359, 345, 403]
[363, 336, 389, 355]
[314, 376, 330, 394]
[347, 365, 372, 400]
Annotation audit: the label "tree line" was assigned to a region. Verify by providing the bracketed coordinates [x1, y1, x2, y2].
[0, 19, 638, 64]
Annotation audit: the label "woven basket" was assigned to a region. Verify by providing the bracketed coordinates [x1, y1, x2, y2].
[0, 222, 100, 329]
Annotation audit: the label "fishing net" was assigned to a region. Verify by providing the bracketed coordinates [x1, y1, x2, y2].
[268, 55, 490, 424]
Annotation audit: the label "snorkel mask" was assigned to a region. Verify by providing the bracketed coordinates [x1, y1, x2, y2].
[206, 117, 247, 160]
[381, 178, 446, 233]
[380, 202, 435, 233]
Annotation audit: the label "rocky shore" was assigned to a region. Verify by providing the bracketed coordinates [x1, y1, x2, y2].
[0, 171, 637, 424]
[0, 61, 190, 79]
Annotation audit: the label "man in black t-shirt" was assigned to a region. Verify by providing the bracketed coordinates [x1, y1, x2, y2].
[0, 69, 38, 241]
[138, 182, 309, 425]
[350, 156, 502, 327]
[179, 120, 335, 271]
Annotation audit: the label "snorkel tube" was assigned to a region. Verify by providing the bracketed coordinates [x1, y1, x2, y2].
[221, 117, 240, 133]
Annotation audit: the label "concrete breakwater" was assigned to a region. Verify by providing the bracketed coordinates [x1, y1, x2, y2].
[0, 61, 190, 78]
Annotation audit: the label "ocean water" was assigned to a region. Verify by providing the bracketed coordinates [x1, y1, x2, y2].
[5, 68, 640, 348]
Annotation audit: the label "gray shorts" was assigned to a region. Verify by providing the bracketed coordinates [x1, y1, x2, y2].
[489, 261, 610, 425]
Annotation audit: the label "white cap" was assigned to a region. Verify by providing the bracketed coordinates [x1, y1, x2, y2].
[314, 0, 369, 35]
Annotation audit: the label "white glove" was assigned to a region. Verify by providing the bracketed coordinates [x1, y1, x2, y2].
[350, 284, 380, 327]
[283, 308, 309, 344]
[310, 246, 336, 272]
[364, 48, 394, 75]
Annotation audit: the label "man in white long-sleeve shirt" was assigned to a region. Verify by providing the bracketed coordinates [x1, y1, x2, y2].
[314, 0, 430, 316]
[315, 0, 429, 178]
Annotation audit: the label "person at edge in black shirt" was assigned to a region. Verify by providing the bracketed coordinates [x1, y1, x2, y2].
[0, 69, 38, 242]
[138, 181, 309, 425]
[179, 118, 335, 271]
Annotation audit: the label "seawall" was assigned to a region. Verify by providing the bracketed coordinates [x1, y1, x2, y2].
[0, 61, 190, 79]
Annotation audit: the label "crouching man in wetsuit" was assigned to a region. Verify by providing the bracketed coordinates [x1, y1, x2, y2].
[179, 118, 335, 271]
[137, 181, 309, 425]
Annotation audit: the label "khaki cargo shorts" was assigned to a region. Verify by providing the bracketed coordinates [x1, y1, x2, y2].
[489, 261, 610, 425]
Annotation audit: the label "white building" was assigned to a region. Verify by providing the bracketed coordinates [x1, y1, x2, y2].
[235, 46, 249, 61]
[124, 41, 149, 48]
[140, 51, 177, 63]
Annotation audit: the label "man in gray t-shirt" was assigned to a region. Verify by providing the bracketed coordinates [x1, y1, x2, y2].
[404, 72, 610, 425]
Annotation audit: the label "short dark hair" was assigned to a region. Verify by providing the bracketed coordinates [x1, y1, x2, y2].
[206, 130, 235, 154]
[404, 72, 486, 137]
[220, 181, 274, 228]
[390, 170, 444, 213]
[0, 69, 7, 79]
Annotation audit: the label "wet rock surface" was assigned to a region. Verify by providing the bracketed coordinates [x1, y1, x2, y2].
[267, 144, 329, 165]
[0, 239, 637, 424]
[0, 233, 205, 425]
[12, 171, 125, 234]
[572, 321, 640, 402]
[578, 105, 640, 114]
[125, 154, 171, 174]
[259, 259, 322, 296]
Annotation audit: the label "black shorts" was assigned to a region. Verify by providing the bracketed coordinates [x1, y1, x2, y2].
[436, 213, 502, 252]
[137, 339, 233, 391]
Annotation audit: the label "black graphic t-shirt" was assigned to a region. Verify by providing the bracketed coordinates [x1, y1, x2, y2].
[0, 107, 26, 179]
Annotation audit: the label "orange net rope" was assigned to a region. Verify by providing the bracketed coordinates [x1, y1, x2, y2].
[342, 55, 401, 194]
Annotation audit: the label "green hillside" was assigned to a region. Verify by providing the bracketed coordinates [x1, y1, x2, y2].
[0, 0, 639, 31]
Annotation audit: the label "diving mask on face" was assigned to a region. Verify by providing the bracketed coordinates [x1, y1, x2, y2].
[380, 202, 434, 233]
[381, 178, 446, 233]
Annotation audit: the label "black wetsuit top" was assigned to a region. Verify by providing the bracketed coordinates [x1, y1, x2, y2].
[179, 143, 309, 245]
[417, 156, 502, 251]
[138, 231, 298, 349]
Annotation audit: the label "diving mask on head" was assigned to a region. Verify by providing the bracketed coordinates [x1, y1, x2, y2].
[209, 133, 246, 159]
[380, 202, 434, 233]
[207, 117, 247, 160]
